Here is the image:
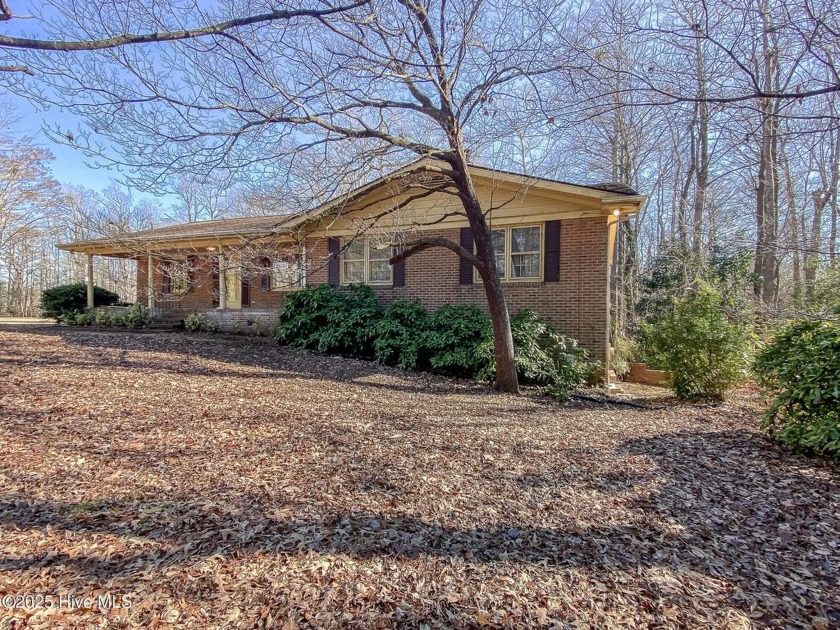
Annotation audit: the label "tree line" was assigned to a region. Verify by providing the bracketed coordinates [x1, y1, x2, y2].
[1, 0, 839, 391]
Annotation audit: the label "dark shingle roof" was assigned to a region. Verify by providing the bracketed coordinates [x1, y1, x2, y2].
[59, 161, 645, 252]
[586, 182, 639, 195]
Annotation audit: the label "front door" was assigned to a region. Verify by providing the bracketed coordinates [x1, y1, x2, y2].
[224, 266, 241, 309]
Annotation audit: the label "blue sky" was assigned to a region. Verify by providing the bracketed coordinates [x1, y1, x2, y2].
[1, 0, 171, 200]
[6, 92, 128, 192]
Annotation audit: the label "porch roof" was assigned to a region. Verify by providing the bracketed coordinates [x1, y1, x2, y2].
[58, 160, 646, 256]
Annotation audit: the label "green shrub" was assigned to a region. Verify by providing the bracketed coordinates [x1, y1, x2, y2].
[275, 284, 336, 349]
[275, 284, 381, 357]
[754, 319, 840, 461]
[94, 309, 111, 326]
[41, 283, 120, 319]
[84, 305, 148, 328]
[643, 284, 753, 399]
[274, 286, 592, 399]
[247, 322, 266, 336]
[373, 299, 428, 370]
[319, 284, 381, 357]
[611, 334, 636, 379]
[635, 244, 757, 369]
[184, 312, 220, 332]
[478, 310, 596, 400]
[418, 304, 492, 377]
[123, 304, 148, 328]
[73, 311, 94, 326]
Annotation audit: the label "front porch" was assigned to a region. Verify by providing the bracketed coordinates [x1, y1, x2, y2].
[75, 246, 288, 331]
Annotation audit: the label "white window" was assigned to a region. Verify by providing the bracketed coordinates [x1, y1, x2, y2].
[476, 225, 542, 282]
[510, 226, 542, 279]
[341, 238, 393, 285]
[163, 261, 190, 294]
[271, 253, 306, 291]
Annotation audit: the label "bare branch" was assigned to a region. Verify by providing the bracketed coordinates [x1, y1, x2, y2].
[389, 236, 485, 272]
[0, 1, 369, 51]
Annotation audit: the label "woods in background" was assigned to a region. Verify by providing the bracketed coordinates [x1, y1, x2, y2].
[0, 0, 838, 328]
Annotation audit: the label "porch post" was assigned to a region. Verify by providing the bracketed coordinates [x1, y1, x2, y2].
[86, 253, 95, 309]
[147, 254, 155, 309]
[217, 251, 227, 309]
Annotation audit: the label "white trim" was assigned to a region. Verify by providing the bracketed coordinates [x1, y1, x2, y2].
[475, 223, 544, 283]
[340, 238, 394, 286]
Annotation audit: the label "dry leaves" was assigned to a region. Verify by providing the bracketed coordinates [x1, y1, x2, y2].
[0, 325, 838, 628]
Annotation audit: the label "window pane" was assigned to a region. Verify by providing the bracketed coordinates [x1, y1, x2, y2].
[491, 229, 506, 252]
[511, 226, 540, 253]
[272, 258, 303, 289]
[344, 261, 365, 283]
[369, 260, 392, 283]
[368, 242, 392, 260]
[491, 229, 506, 277]
[511, 253, 540, 279]
[170, 264, 190, 293]
[495, 253, 506, 277]
[345, 239, 364, 260]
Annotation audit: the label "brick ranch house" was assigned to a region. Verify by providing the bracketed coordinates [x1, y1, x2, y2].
[58, 160, 646, 377]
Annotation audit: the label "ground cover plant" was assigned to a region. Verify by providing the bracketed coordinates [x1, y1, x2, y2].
[0, 325, 837, 628]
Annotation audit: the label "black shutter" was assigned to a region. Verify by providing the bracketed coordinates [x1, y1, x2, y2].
[187, 255, 196, 293]
[459, 227, 473, 285]
[241, 278, 251, 307]
[162, 261, 171, 294]
[544, 220, 561, 282]
[393, 248, 405, 287]
[212, 258, 220, 307]
[328, 237, 340, 286]
[260, 257, 270, 291]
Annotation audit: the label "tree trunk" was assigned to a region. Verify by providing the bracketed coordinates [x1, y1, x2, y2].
[448, 142, 519, 394]
[805, 190, 826, 297]
[753, 14, 781, 306]
[754, 104, 780, 305]
[691, 32, 709, 254]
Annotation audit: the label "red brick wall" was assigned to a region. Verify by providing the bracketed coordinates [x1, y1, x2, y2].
[134, 216, 611, 366]
[308, 218, 610, 365]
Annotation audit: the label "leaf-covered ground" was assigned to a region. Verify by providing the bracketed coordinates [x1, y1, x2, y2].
[0, 326, 837, 629]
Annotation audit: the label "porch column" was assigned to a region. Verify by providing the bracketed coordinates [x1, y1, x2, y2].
[147, 254, 156, 309]
[86, 253, 95, 309]
[217, 251, 227, 309]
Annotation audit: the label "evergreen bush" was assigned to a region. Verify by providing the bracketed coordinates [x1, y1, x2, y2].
[41, 283, 120, 319]
[754, 319, 840, 461]
[274, 285, 594, 399]
[373, 299, 428, 370]
[184, 313, 220, 332]
[643, 284, 753, 399]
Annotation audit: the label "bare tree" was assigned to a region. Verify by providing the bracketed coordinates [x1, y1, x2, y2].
[166, 173, 236, 223]
[0, 0, 368, 74]
[3, 0, 597, 392]
[4, 0, 840, 370]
